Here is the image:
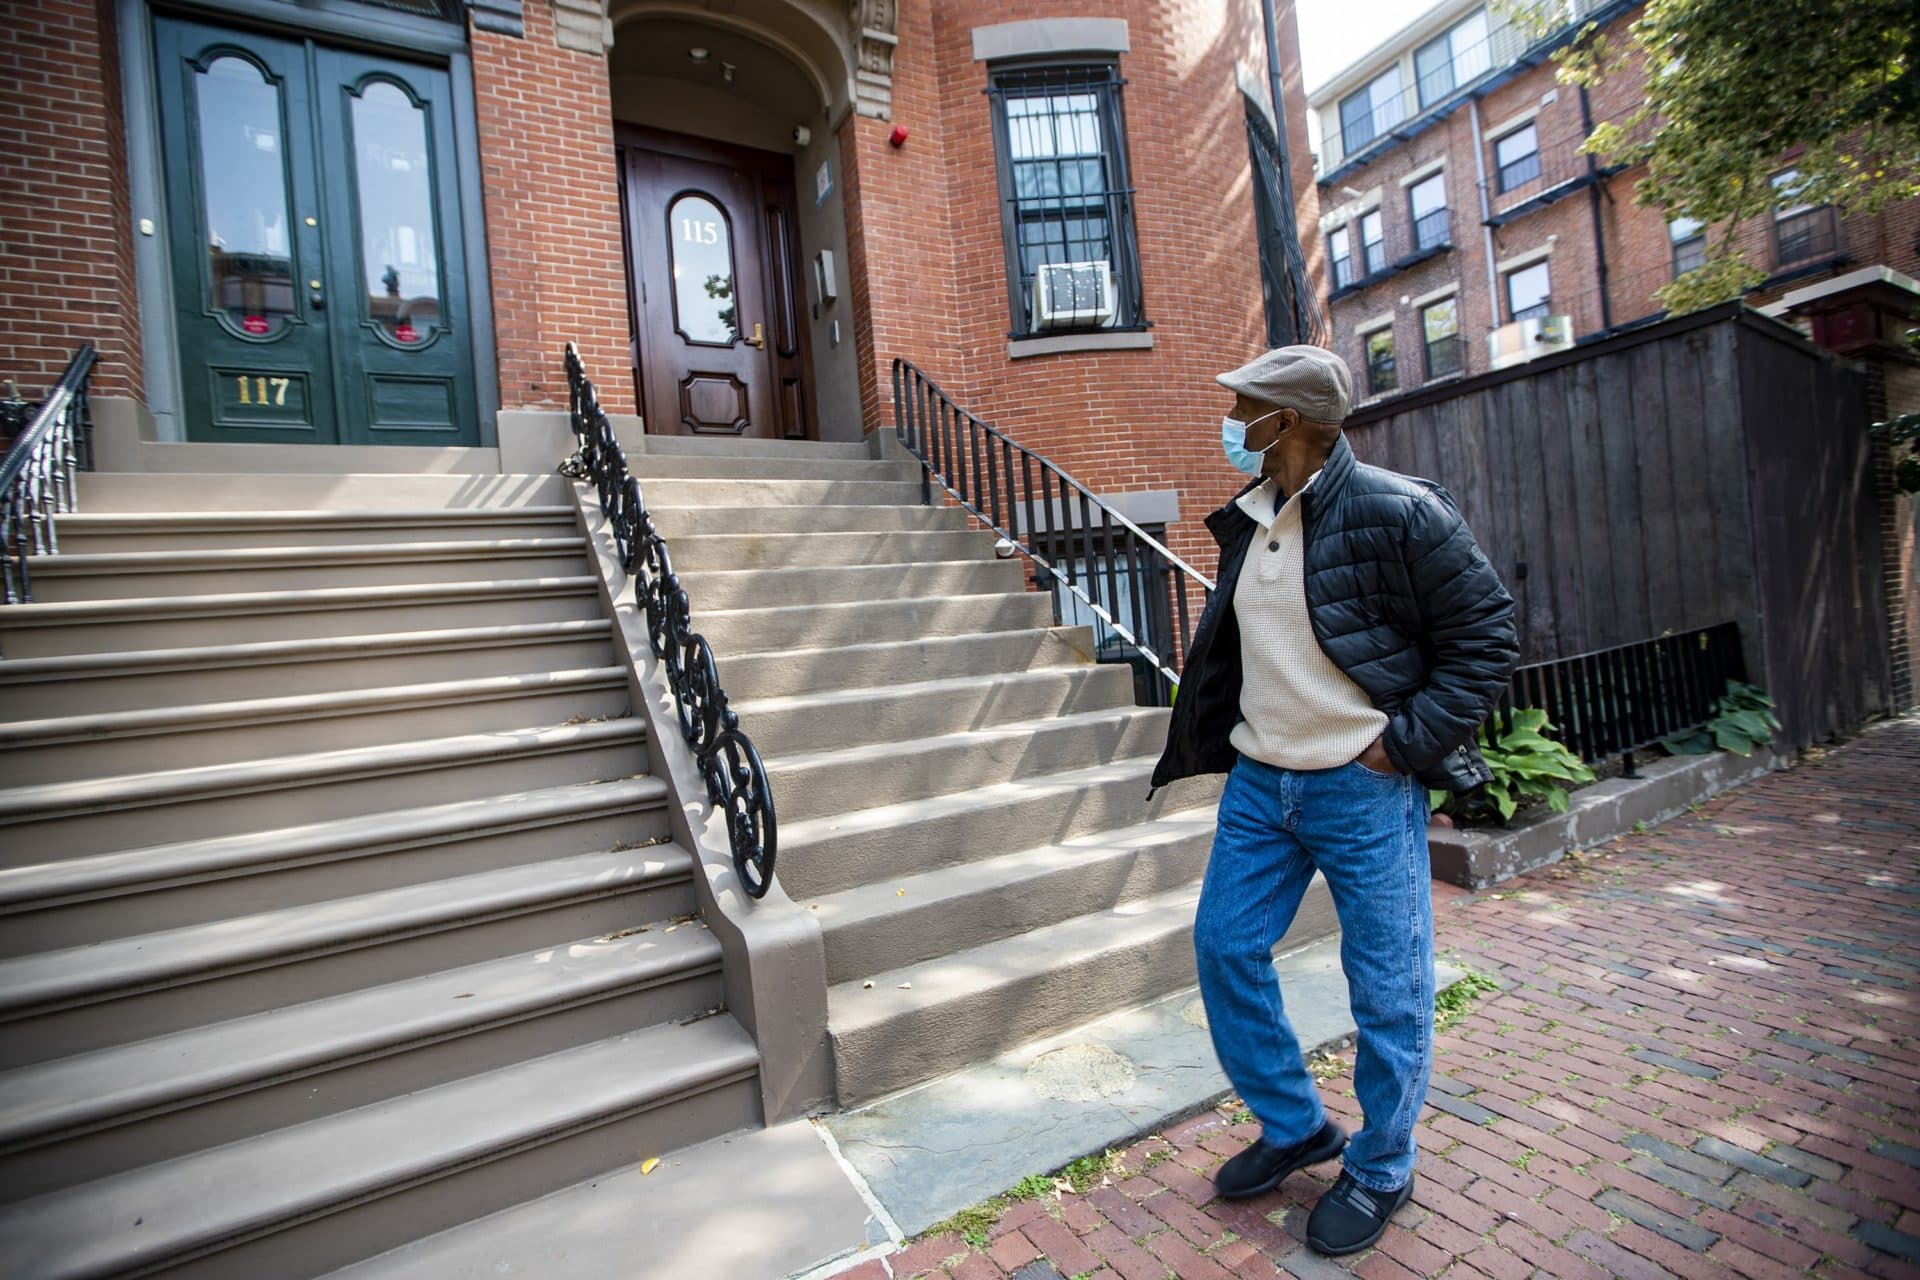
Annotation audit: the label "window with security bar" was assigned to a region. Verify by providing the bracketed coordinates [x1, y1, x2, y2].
[1038, 524, 1175, 705]
[988, 62, 1147, 338]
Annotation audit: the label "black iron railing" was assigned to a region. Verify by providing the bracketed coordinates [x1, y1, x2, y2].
[892, 358, 1212, 706]
[2, 345, 98, 605]
[561, 344, 776, 898]
[1492, 621, 1747, 776]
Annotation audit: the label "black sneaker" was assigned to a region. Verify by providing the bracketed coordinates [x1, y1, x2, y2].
[1212, 1119, 1347, 1199]
[1305, 1169, 1416, 1255]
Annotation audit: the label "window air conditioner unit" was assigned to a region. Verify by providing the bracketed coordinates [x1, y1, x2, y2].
[1486, 315, 1574, 369]
[1033, 260, 1116, 331]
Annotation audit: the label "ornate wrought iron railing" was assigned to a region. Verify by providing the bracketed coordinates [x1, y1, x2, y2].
[561, 344, 776, 898]
[2, 344, 98, 605]
[892, 358, 1213, 706]
[1491, 620, 1748, 775]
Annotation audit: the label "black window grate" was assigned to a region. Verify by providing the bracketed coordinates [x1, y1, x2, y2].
[988, 63, 1147, 338]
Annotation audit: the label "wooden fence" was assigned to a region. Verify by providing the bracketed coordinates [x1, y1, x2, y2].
[1344, 302, 1890, 751]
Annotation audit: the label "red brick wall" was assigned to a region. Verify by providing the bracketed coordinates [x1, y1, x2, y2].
[0, 0, 143, 401]
[468, 3, 632, 413]
[842, 0, 1320, 576]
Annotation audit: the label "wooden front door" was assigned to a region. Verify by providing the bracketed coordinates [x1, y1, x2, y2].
[619, 132, 812, 439]
[153, 16, 478, 445]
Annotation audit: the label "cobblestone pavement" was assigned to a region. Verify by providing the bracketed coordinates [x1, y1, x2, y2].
[842, 718, 1920, 1280]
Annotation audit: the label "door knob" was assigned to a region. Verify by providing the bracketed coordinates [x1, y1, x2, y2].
[309, 280, 325, 311]
[745, 322, 765, 349]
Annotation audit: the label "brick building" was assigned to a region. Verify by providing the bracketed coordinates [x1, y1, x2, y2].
[0, 0, 1328, 581]
[1304, 0, 1920, 405]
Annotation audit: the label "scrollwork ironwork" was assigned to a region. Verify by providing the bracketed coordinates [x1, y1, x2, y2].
[562, 343, 777, 898]
[2, 345, 97, 609]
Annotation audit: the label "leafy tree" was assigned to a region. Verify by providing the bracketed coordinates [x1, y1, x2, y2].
[1534, 0, 1920, 312]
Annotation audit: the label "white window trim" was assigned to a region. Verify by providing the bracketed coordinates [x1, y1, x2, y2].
[1495, 244, 1552, 274]
[1398, 157, 1446, 188]
[972, 18, 1130, 61]
[1486, 105, 1541, 141]
[1356, 311, 1395, 334]
[1411, 281, 1459, 308]
[1317, 185, 1383, 234]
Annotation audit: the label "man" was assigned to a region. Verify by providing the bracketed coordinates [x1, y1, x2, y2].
[1151, 345, 1518, 1256]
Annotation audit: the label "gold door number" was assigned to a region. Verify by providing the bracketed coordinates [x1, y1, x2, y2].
[235, 375, 291, 406]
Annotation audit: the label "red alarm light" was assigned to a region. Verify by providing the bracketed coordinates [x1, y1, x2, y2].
[889, 125, 909, 148]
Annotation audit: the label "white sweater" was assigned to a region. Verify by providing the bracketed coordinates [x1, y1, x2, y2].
[1227, 473, 1389, 771]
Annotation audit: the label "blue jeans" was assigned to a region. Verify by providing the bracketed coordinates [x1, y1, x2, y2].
[1193, 753, 1435, 1193]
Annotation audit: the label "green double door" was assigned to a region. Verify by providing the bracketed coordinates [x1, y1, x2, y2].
[154, 16, 478, 445]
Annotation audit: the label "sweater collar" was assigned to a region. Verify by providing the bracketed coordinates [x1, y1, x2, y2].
[1207, 431, 1357, 538]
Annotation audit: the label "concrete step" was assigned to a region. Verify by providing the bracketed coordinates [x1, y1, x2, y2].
[630, 454, 918, 482]
[765, 706, 1171, 824]
[76, 471, 571, 512]
[0, 620, 619, 720]
[0, 718, 648, 863]
[0, 778, 672, 954]
[647, 502, 963, 539]
[0, 666, 632, 786]
[701, 590, 1056, 656]
[636, 477, 923, 508]
[735, 662, 1134, 757]
[679, 557, 1024, 612]
[718, 624, 1097, 703]
[25, 538, 592, 602]
[634, 434, 873, 460]
[0, 578, 604, 656]
[0, 923, 722, 1200]
[810, 807, 1222, 985]
[776, 756, 1220, 900]
[661, 528, 994, 572]
[48, 507, 579, 553]
[0, 1015, 760, 1280]
[827, 881, 1222, 1105]
[0, 845, 693, 1069]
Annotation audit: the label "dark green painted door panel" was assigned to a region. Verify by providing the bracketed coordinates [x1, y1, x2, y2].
[154, 17, 477, 446]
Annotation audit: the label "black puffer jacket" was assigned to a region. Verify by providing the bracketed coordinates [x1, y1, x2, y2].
[1151, 432, 1520, 795]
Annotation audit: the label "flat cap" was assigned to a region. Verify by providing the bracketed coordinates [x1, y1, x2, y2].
[1216, 344, 1353, 423]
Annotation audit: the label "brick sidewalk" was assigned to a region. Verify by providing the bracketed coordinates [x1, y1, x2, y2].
[845, 719, 1920, 1280]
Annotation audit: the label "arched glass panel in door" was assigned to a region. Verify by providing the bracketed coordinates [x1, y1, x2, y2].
[668, 193, 738, 345]
[349, 79, 442, 346]
[194, 55, 296, 339]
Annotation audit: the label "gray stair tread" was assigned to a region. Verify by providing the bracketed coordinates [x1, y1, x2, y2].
[29, 537, 589, 574]
[0, 666, 627, 745]
[827, 879, 1205, 1034]
[0, 918, 720, 1149]
[764, 705, 1158, 771]
[0, 845, 693, 1016]
[677, 557, 1005, 584]
[0, 1015, 760, 1280]
[54, 507, 577, 529]
[778, 754, 1161, 851]
[0, 575, 599, 622]
[700, 588, 1042, 625]
[0, 777, 666, 911]
[731, 661, 1094, 717]
[322, 1118, 871, 1280]
[0, 619, 614, 684]
[0, 717, 646, 821]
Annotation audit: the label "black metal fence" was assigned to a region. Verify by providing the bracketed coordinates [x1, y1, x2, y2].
[1491, 621, 1748, 774]
[892, 357, 1211, 706]
[2, 344, 97, 606]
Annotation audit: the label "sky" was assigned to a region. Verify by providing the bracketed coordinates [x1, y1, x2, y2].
[1294, 0, 1439, 95]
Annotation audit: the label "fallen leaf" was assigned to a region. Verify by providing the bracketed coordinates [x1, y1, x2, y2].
[896, 889, 905, 897]
[641, 1157, 660, 1175]
[863, 981, 874, 989]
[898, 982, 912, 989]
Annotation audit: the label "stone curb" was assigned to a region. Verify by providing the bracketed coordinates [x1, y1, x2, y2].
[1425, 745, 1784, 889]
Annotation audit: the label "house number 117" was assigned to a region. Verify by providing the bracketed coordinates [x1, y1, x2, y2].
[236, 375, 290, 406]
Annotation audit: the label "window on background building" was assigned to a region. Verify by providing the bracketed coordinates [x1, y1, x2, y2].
[1423, 296, 1463, 377]
[1506, 261, 1551, 321]
[1669, 216, 1706, 276]
[1414, 9, 1492, 107]
[987, 62, 1146, 337]
[1360, 210, 1385, 275]
[1329, 225, 1354, 289]
[1409, 172, 1449, 250]
[1365, 327, 1397, 394]
[1338, 66, 1405, 155]
[1494, 123, 1540, 192]
[1771, 169, 1836, 265]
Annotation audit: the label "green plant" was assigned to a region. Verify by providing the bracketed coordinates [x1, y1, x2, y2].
[1435, 971, 1501, 1032]
[1661, 680, 1782, 757]
[1446, 709, 1595, 823]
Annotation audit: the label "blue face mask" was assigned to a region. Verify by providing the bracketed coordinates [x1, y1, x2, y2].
[1221, 408, 1286, 476]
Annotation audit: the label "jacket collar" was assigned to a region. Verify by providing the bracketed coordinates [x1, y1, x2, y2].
[1205, 431, 1357, 543]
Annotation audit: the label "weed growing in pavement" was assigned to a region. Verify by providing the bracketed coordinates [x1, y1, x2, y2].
[922, 1149, 1124, 1248]
[1435, 970, 1502, 1031]
[1308, 1050, 1348, 1082]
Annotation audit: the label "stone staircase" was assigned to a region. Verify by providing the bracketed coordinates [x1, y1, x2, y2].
[0, 470, 760, 1279]
[631, 437, 1336, 1106]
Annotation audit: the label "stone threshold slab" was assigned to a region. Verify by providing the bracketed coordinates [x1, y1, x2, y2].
[1427, 746, 1784, 889]
[815, 933, 1467, 1250]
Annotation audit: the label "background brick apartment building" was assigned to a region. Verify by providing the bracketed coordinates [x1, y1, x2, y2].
[1305, 0, 1920, 405]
